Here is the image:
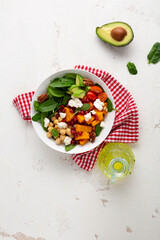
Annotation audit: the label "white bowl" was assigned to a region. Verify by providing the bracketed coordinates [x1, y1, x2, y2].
[31, 69, 115, 154]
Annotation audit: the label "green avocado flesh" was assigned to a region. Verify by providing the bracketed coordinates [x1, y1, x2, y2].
[96, 21, 134, 47]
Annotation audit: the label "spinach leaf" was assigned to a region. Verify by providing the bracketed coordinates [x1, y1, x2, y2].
[63, 73, 76, 79]
[95, 123, 102, 136]
[75, 103, 90, 114]
[49, 78, 75, 88]
[127, 62, 138, 75]
[65, 144, 77, 152]
[95, 83, 105, 92]
[147, 42, 160, 64]
[51, 129, 59, 138]
[48, 86, 65, 97]
[38, 99, 58, 112]
[32, 112, 41, 122]
[34, 101, 40, 111]
[107, 98, 119, 112]
[61, 94, 71, 105]
[41, 112, 47, 131]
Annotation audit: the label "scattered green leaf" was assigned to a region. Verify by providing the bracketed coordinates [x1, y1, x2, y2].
[32, 112, 41, 121]
[38, 99, 58, 112]
[41, 112, 48, 131]
[95, 123, 102, 136]
[48, 86, 65, 97]
[65, 144, 77, 152]
[147, 42, 160, 64]
[107, 98, 119, 112]
[127, 62, 138, 75]
[63, 73, 76, 79]
[51, 129, 59, 138]
[75, 103, 90, 114]
[34, 101, 40, 111]
[49, 78, 75, 88]
[61, 94, 71, 105]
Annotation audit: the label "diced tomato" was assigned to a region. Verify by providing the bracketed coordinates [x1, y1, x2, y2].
[90, 86, 103, 94]
[87, 91, 97, 102]
[98, 92, 108, 102]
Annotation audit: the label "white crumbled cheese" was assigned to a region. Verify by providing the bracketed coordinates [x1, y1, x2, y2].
[100, 121, 105, 128]
[57, 122, 67, 129]
[64, 136, 72, 146]
[84, 112, 92, 122]
[91, 110, 96, 115]
[93, 99, 104, 111]
[44, 117, 50, 128]
[59, 112, 66, 119]
[68, 98, 83, 108]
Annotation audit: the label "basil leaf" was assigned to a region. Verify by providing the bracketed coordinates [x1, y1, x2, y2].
[75, 103, 90, 114]
[147, 42, 160, 64]
[95, 123, 102, 136]
[127, 62, 138, 75]
[34, 101, 40, 111]
[48, 86, 65, 97]
[61, 94, 71, 105]
[65, 144, 77, 152]
[95, 83, 105, 92]
[63, 73, 76, 79]
[106, 98, 119, 112]
[38, 99, 58, 112]
[32, 112, 41, 121]
[51, 129, 59, 138]
[41, 112, 47, 131]
[49, 78, 75, 88]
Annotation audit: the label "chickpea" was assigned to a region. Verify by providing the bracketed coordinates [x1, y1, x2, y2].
[51, 116, 56, 122]
[60, 134, 66, 142]
[54, 119, 59, 125]
[49, 122, 53, 127]
[58, 117, 62, 122]
[59, 129, 66, 135]
[66, 128, 71, 136]
[46, 132, 52, 138]
[55, 137, 61, 145]
[55, 125, 58, 129]
[48, 126, 53, 132]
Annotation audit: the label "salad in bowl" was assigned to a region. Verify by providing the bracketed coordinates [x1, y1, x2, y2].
[31, 69, 116, 154]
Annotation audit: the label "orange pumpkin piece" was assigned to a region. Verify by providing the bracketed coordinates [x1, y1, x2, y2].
[79, 139, 89, 146]
[77, 115, 85, 123]
[86, 116, 94, 125]
[75, 131, 89, 140]
[88, 102, 94, 111]
[91, 120, 101, 127]
[76, 124, 92, 133]
[94, 110, 104, 121]
[65, 107, 74, 122]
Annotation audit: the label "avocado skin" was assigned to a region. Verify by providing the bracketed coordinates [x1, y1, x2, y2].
[96, 21, 134, 47]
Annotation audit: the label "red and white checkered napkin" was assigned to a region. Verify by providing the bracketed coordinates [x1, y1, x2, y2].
[13, 65, 139, 171]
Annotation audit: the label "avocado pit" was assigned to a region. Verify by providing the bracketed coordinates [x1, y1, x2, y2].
[111, 27, 127, 41]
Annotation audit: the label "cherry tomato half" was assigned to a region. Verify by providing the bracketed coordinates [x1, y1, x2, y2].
[87, 91, 97, 102]
[98, 92, 108, 102]
[90, 86, 103, 94]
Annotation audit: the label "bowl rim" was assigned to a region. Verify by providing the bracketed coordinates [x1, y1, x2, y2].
[31, 69, 115, 154]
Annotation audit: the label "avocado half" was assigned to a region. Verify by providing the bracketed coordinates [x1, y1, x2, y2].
[96, 21, 134, 47]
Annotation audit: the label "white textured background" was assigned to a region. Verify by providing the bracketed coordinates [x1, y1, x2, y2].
[0, 0, 160, 239]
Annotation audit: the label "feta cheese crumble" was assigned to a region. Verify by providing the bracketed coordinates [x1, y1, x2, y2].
[57, 122, 67, 129]
[100, 121, 105, 128]
[44, 117, 50, 128]
[84, 112, 92, 122]
[91, 110, 96, 115]
[93, 99, 104, 111]
[68, 97, 83, 108]
[59, 112, 66, 119]
[64, 136, 72, 146]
